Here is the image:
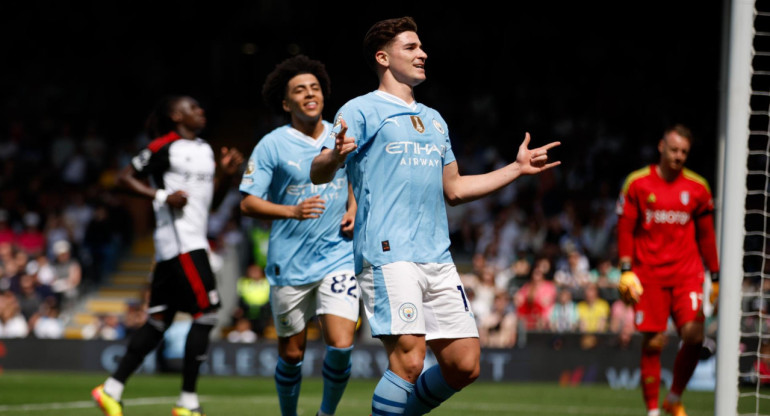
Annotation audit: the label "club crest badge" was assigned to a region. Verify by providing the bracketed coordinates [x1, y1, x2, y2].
[279, 314, 292, 328]
[410, 116, 425, 133]
[399, 303, 418, 323]
[432, 119, 445, 134]
[680, 191, 690, 206]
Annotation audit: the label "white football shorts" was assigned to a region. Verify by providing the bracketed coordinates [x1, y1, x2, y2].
[358, 261, 478, 340]
[270, 270, 359, 338]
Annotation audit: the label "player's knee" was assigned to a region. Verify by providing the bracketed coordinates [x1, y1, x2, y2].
[450, 355, 481, 387]
[280, 347, 305, 364]
[397, 354, 425, 380]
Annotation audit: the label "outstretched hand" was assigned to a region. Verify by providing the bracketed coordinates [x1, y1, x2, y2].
[220, 146, 245, 175]
[333, 119, 357, 164]
[516, 133, 561, 175]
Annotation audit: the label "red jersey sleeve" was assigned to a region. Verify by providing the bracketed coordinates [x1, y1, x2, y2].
[616, 167, 646, 260]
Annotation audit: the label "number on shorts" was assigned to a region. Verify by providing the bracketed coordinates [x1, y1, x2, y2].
[331, 274, 358, 299]
[456, 285, 469, 311]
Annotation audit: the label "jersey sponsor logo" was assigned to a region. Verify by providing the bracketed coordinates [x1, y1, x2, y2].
[286, 178, 346, 197]
[645, 209, 690, 225]
[398, 302, 418, 323]
[410, 115, 425, 133]
[432, 119, 445, 134]
[680, 191, 690, 206]
[245, 158, 255, 175]
[646, 193, 656, 203]
[287, 160, 302, 171]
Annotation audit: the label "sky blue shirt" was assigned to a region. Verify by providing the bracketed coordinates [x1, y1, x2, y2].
[240, 121, 353, 286]
[327, 91, 455, 274]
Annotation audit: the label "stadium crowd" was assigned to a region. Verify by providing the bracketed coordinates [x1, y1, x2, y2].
[0, 112, 737, 349]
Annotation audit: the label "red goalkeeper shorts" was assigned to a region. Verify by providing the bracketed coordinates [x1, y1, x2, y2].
[634, 278, 704, 333]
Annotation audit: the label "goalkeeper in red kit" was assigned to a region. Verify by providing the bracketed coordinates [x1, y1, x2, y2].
[616, 124, 719, 416]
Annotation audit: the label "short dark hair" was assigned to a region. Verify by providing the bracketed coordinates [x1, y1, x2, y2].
[363, 16, 418, 72]
[663, 123, 693, 143]
[145, 95, 187, 139]
[261, 55, 331, 115]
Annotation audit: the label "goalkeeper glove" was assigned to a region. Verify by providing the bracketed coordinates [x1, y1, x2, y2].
[709, 271, 719, 305]
[618, 261, 643, 305]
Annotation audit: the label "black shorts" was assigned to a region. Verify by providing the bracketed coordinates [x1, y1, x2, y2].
[149, 249, 220, 317]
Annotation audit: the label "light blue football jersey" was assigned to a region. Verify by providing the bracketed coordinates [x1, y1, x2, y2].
[240, 121, 353, 286]
[327, 90, 455, 274]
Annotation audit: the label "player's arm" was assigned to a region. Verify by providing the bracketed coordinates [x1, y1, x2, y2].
[340, 181, 356, 237]
[695, 206, 720, 304]
[442, 133, 560, 206]
[240, 194, 325, 221]
[616, 180, 643, 304]
[212, 146, 244, 210]
[117, 163, 188, 209]
[310, 119, 357, 184]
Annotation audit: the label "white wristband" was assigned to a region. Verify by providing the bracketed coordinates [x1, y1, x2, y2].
[154, 189, 168, 204]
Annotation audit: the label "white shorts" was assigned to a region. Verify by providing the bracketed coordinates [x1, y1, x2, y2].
[270, 270, 359, 338]
[358, 261, 478, 340]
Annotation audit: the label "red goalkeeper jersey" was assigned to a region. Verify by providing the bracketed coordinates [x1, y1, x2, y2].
[616, 165, 719, 285]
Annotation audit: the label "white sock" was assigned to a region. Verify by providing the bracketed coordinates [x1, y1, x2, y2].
[647, 410, 660, 416]
[177, 391, 200, 409]
[103, 377, 124, 401]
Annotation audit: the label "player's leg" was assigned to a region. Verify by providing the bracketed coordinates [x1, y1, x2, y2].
[663, 279, 706, 415]
[317, 272, 359, 416]
[406, 263, 480, 415]
[635, 282, 672, 416]
[93, 259, 177, 415]
[358, 262, 427, 415]
[272, 281, 317, 416]
[174, 250, 221, 414]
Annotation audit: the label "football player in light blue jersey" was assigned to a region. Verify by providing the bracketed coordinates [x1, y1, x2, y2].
[240, 55, 358, 416]
[311, 17, 560, 416]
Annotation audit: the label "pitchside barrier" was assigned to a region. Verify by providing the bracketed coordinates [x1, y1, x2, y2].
[0, 333, 719, 391]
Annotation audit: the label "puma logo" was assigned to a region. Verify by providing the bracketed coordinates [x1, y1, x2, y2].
[288, 160, 301, 171]
[384, 117, 400, 127]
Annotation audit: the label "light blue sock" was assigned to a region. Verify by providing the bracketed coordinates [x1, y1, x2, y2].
[372, 370, 414, 416]
[405, 365, 458, 415]
[275, 357, 302, 416]
[320, 345, 353, 415]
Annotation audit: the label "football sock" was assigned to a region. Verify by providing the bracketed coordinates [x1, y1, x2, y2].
[641, 347, 662, 411]
[112, 321, 165, 384]
[372, 370, 414, 416]
[275, 357, 303, 416]
[103, 377, 124, 400]
[177, 391, 200, 409]
[320, 345, 353, 415]
[182, 322, 213, 393]
[670, 342, 701, 396]
[405, 364, 458, 415]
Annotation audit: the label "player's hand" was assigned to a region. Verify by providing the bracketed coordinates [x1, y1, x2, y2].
[294, 195, 325, 220]
[220, 146, 245, 175]
[340, 209, 355, 238]
[710, 281, 719, 305]
[333, 119, 357, 164]
[618, 270, 643, 305]
[516, 132, 561, 175]
[166, 190, 189, 209]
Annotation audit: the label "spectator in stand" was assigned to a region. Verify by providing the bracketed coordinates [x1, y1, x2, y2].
[0, 210, 16, 245]
[589, 256, 621, 303]
[553, 247, 591, 301]
[16, 212, 45, 257]
[235, 263, 271, 337]
[50, 240, 81, 309]
[227, 316, 258, 343]
[580, 206, 614, 262]
[30, 298, 64, 339]
[43, 210, 74, 260]
[478, 289, 518, 348]
[471, 265, 499, 325]
[0, 291, 29, 338]
[514, 257, 557, 331]
[16, 272, 42, 321]
[576, 282, 610, 333]
[610, 298, 636, 349]
[549, 288, 579, 333]
[498, 252, 533, 296]
[83, 201, 120, 286]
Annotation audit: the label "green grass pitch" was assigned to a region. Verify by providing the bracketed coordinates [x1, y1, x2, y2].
[0, 370, 722, 415]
